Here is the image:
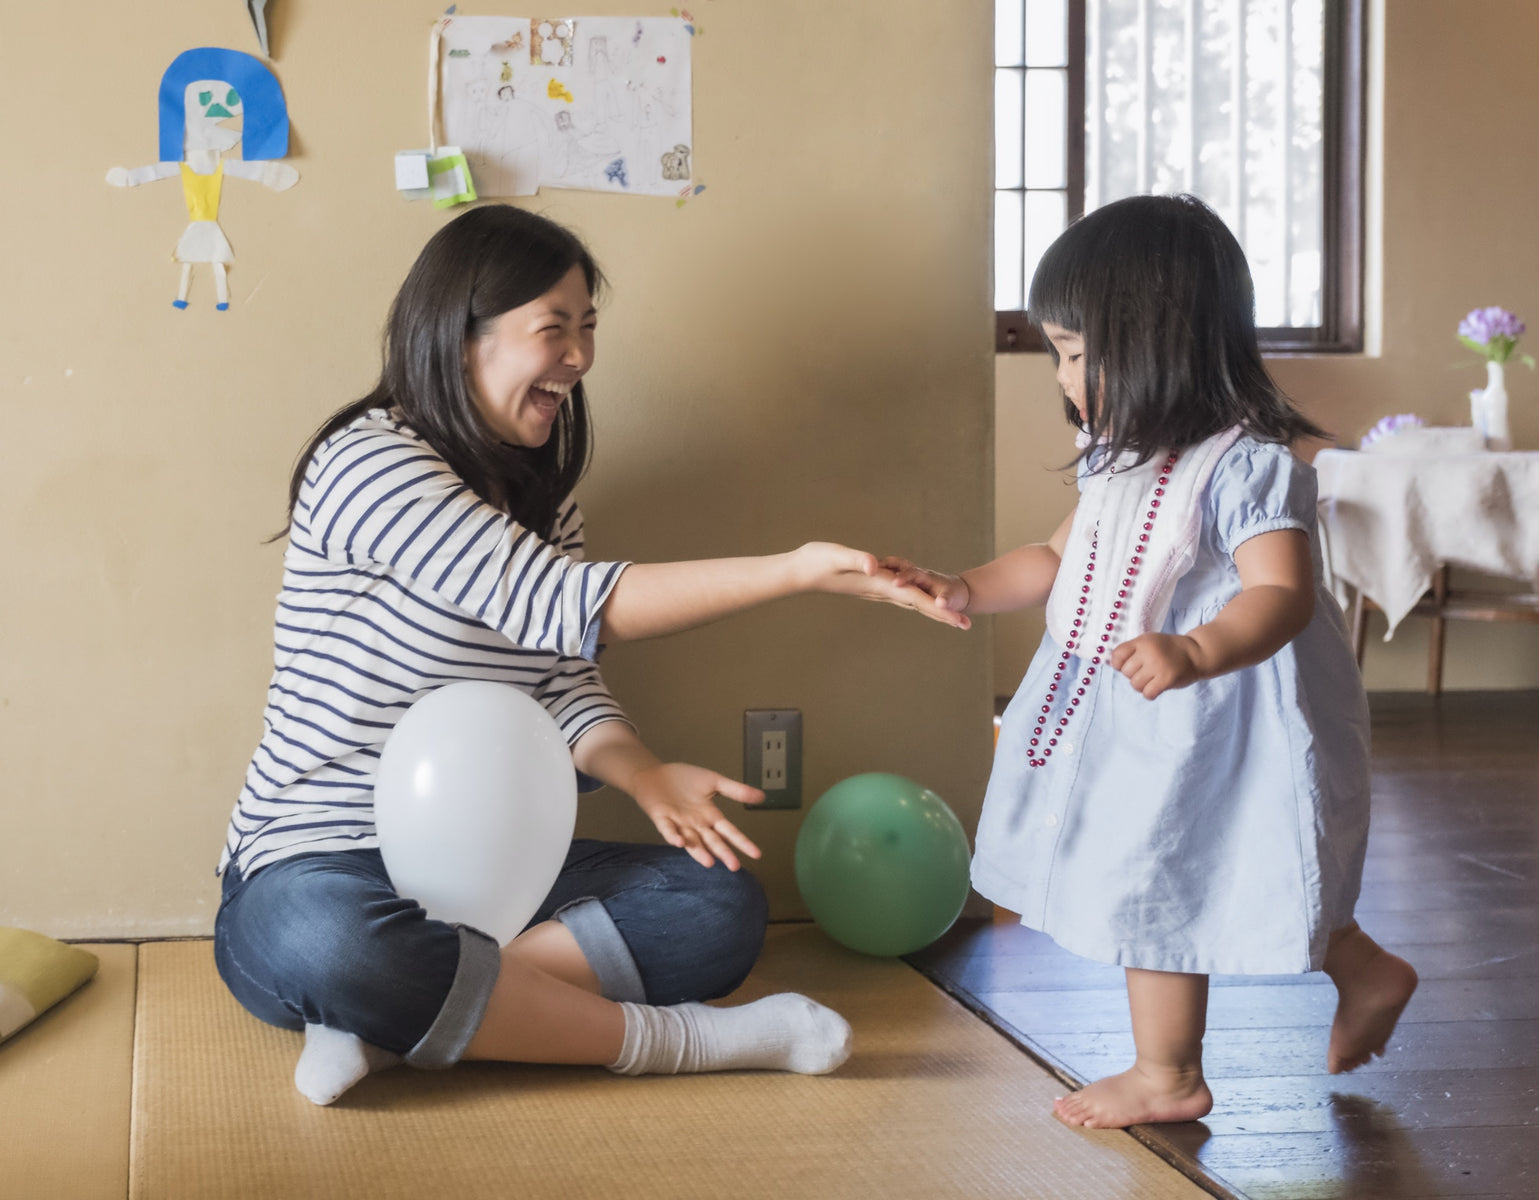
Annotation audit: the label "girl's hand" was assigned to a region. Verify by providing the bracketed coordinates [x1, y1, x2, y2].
[879, 556, 973, 614]
[630, 762, 765, 871]
[1109, 633, 1205, 699]
[793, 542, 970, 630]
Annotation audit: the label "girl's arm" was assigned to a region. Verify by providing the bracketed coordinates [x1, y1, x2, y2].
[1110, 528, 1314, 699]
[571, 719, 763, 871]
[597, 541, 966, 642]
[882, 507, 1077, 620]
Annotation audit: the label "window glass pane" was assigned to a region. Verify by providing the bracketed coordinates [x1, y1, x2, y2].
[1023, 190, 1068, 298]
[1191, 0, 1238, 207]
[1025, 0, 1068, 67]
[1024, 70, 1066, 188]
[1146, 0, 1188, 194]
[1287, 0, 1324, 325]
[995, 190, 1026, 310]
[996, 69, 1025, 189]
[1242, 0, 1286, 325]
[996, 0, 1025, 67]
[1086, 0, 1325, 328]
[1092, 0, 1144, 206]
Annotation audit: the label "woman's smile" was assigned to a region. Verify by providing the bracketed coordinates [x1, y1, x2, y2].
[527, 380, 573, 421]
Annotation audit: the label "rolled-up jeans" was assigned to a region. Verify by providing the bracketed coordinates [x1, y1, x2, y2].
[214, 839, 768, 1067]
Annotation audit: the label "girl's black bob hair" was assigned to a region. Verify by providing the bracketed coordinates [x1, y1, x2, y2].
[279, 204, 601, 541]
[1028, 193, 1326, 468]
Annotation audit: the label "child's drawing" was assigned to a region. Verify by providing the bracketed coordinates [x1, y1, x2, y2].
[106, 48, 297, 311]
[660, 143, 690, 181]
[588, 36, 625, 122]
[549, 109, 624, 181]
[438, 15, 692, 198]
[462, 74, 543, 199]
[530, 19, 575, 67]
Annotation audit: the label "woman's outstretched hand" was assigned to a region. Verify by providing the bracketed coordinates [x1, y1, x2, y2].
[631, 762, 765, 871]
[797, 543, 971, 630]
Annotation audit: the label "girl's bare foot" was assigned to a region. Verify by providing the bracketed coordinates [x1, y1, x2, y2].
[1325, 926, 1419, 1073]
[1052, 1063, 1213, 1129]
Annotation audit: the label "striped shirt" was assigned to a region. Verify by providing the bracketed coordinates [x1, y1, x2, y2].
[220, 408, 631, 878]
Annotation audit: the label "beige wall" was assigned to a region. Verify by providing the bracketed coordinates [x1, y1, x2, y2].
[0, 2, 995, 936]
[994, 0, 1539, 696]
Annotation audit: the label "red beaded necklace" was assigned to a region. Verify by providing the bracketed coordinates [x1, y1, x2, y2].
[1025, 449, 1180, 769]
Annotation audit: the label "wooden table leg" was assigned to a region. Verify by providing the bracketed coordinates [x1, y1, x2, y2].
[1351, 589, 1369, 668]
[1427, 565, 1450, 695]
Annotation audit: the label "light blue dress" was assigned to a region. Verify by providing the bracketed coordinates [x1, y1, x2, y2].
[972, 438, 1371, 975]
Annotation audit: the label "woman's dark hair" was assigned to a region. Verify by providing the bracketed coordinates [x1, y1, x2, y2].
[1028, 193, 1326, 468]
[279, 204, 603, 540]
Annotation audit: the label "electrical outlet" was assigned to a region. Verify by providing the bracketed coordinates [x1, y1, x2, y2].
[743, 709, 802, 809]
[761, 729, 787, 787]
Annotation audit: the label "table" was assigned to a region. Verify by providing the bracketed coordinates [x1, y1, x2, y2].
[1314, 448, 1539, 693]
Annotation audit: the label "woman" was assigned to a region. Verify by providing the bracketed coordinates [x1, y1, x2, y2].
[214, 204, 959, 1104]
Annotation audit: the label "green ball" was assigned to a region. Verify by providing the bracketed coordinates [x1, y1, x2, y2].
[794, 773, 971, 957]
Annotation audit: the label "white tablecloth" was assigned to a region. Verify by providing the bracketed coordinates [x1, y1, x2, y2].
[1314, 449, 1539, 637]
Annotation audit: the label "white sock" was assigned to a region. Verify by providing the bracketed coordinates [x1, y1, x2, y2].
[607, 993, 852, 1076]
[294, 1023, 403, 1106]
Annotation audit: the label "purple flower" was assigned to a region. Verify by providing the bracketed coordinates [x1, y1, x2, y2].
[1360, 413, 1424, 450]
[1458, 306, 1527, 365]
[1458, 306, 1525, 344]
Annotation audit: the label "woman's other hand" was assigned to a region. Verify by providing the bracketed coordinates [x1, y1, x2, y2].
[631, 762, 765, 871]
[794, 542, 971, 630]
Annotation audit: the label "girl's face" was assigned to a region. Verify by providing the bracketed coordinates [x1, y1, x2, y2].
[1041, 322, 1088, 422]
[465, 264, 596, 448]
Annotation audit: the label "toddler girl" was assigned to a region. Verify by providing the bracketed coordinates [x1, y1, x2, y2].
[889, 194, 1417, 1129]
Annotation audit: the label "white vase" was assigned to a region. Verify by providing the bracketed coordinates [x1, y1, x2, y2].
[1478, 360, 1512, 450]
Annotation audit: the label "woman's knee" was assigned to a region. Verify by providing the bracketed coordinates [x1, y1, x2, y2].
[695, 865, 769, 995]
[698, 860, 769, 941]
[637, 856, 768, 1001]
[216, 854, 460, 1043]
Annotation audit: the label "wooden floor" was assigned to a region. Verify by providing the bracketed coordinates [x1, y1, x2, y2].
[910, 691, 1539, 1200]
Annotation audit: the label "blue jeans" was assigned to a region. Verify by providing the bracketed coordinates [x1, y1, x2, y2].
[213, 839, 767, 1067]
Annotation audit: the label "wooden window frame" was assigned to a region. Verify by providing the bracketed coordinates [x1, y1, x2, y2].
[996, 0, 1365, 356]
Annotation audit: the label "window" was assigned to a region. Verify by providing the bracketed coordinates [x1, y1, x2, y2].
[995, 0, 1364, 353]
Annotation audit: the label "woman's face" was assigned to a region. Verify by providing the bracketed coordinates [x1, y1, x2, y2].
[1041, 321, 1088, 423]
[465, 263, 596, 448]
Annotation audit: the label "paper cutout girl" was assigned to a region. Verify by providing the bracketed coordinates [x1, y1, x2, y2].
[106, 49, 298, 312]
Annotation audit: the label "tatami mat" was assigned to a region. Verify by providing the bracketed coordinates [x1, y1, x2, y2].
[2, 943, 137, 1200]
[130, 926, 1208, 1200]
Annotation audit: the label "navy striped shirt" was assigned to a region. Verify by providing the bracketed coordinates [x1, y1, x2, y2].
[220, 408, 630, 878]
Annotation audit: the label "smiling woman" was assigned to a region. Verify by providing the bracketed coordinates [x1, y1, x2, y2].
[215, 204, 963, 1107]
[465, 264, 596, 450]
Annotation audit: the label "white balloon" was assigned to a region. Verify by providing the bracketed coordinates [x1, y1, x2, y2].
[374, 681, 577, 945]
